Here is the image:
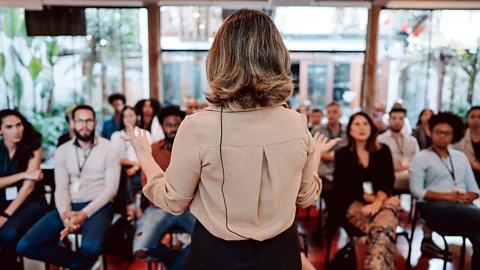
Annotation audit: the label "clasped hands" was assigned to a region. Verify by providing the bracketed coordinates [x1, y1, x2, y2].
[362, 193, 400, 217]
[60, 210, 88, 240]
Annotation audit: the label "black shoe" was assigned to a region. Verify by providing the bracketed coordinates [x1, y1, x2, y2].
[421, 238, 453, 260]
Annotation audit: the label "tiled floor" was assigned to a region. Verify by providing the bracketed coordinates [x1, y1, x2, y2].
[28, 198, 473, 270]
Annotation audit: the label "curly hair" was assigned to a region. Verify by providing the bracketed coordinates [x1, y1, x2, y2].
[134, 99, 162, 131]
[205, 9, 293, 109]
[428, 112, 465, 144]
[0, 110, 42, 172]
[108, 93, 126, 105]
[158, 105, 186, 125]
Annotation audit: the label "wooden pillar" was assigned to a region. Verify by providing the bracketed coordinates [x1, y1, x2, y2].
[148, 4, 161, 100]
[362, 5, 381, 115]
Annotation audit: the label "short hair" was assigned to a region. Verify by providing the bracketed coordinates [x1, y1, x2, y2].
[312, 109, 322, 114]
[158, 106, 186, 125]
[389, 107, 407, 116]
[72, 105, 96, 120]
[108, 93, 126, 105]
[326, 102, 340, 108]
[467, 106, 480, 118]
[428, 112, 465, 144]
[345, 112, 379, 152]
[119, 106, 137, 131]
[205, 9, 293, 109]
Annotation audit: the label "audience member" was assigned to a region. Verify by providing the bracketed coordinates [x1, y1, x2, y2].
[0, 110, 48, 269]
[378, 107, 419, 191]
[17, 105, 120, 270]
[455, 106, 480, 185]
[310, 109, 323, 131]
[111, 106, 152, 219]
[133, 106, 194, 270]
[57, 106, 75, 147]
[332, 112, 399, 270]
[102, 93, 126, 139]
[185, 98, 199, 115]
[413, 109, 434, 150]
[382, 102, 412, 135]
[410, 112, 480, 269]
[311, 102, 346, 206]
[135, 99, 165, 143]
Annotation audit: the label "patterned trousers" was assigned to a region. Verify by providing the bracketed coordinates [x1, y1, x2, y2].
[346, 201, 398, 270]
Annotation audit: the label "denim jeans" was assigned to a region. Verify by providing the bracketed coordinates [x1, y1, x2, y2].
[419, 200, 480, 269]
[17, 202, 112, 270]
[133, 206, 195, 269]
[0, 196, 49, 270]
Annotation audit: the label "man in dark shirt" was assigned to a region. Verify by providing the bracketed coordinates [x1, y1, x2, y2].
[102, 93, 126, 139]
[133, 106, 195, 270]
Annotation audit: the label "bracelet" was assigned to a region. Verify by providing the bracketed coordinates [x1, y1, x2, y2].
[1, 212, 10, 218]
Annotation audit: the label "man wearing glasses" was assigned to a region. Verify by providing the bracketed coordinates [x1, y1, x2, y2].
[410, 112, 480, 269]
[17, 105, 120, 270]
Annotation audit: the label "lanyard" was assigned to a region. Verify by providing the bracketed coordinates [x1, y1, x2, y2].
[393, 135, 405, 157]
[75, 145, 94, 177]
[431, 147, 455, 183]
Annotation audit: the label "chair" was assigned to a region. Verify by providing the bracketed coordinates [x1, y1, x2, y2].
[407, 202, 467, 270]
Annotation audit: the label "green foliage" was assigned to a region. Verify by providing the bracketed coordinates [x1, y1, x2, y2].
[0, 53, 5, 76]
[3, 9, 21, 38]
[12, 72, 23, 108]
[28, 57, 43, 81]
[24, 111, 67, 160]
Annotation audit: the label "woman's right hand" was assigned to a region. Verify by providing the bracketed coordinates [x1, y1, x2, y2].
[121, 124, 152, 155]
[313, 133, 342, 155]
[23, 169, 43, 181]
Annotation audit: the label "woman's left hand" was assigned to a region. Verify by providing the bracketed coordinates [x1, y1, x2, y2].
[121, 124, 152, 155]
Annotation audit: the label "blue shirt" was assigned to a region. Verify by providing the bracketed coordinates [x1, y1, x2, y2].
[410, 149, 480, 200]
[101, 116, 121, 140]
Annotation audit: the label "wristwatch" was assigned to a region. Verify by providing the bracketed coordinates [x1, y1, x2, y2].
[1, 212, 10, 219]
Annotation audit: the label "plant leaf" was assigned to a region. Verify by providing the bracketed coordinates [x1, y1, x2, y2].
[28, 57, 43, 81]
[12, 72, 23, 108]
[0, 53, 5, 77]
[3, 9, 22, 38]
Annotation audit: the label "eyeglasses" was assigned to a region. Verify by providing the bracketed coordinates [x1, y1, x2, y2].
[74, 119, 95, 125]
[433, 129, 453, 136]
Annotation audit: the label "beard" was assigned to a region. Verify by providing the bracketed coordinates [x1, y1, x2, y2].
[74, 129, 95, 142]
[165, 133, 176, 143]
[390, 126, 402, 133]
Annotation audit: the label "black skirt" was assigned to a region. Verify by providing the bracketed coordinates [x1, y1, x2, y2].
[184, 221, 301, 270]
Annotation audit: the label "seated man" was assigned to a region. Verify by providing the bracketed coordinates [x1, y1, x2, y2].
[133, 106, 195, 270]
[410, 112, 480, 269]
[17, 105, 120, 270]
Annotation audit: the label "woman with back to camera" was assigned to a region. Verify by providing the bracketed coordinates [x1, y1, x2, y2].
[332, 112, 399, 270]
[123, 9, 340, 270]
[0, 110, 48, 269]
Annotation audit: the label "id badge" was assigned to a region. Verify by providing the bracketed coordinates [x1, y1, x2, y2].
[5, 186, 18, 201]
[70, 177, 81, 193]
[363, 181, 373, 195]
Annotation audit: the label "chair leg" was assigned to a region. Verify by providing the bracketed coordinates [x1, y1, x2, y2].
[148, 262, 153, 270]
[442, 236, 449, 270]
[306, 206, 311, 222]
[409, 196, 415, 222]
[407, 204, 419, 270]
[102, 254, 108, 270]
[324, 232, 334, 268]
[45, 262, 50, 270]
[460, 237, 466, 269]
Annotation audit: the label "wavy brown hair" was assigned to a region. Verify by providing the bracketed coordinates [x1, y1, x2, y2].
[205, 9, 293, 109]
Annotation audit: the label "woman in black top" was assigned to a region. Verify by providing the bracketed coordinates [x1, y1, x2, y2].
[413, 109, 434, 150]
[332, 112, 399, 270]
[0, 110, 49, 269]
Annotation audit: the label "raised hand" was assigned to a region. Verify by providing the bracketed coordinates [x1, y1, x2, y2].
[121, 123, 152, 155]
[313, 133, 342, 155]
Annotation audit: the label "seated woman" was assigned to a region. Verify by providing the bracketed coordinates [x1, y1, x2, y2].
[0, 110, 48, 269]
[332, 112, 399, 270]
[134, 99, 164, 143]
[111, 106, 152, 218]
